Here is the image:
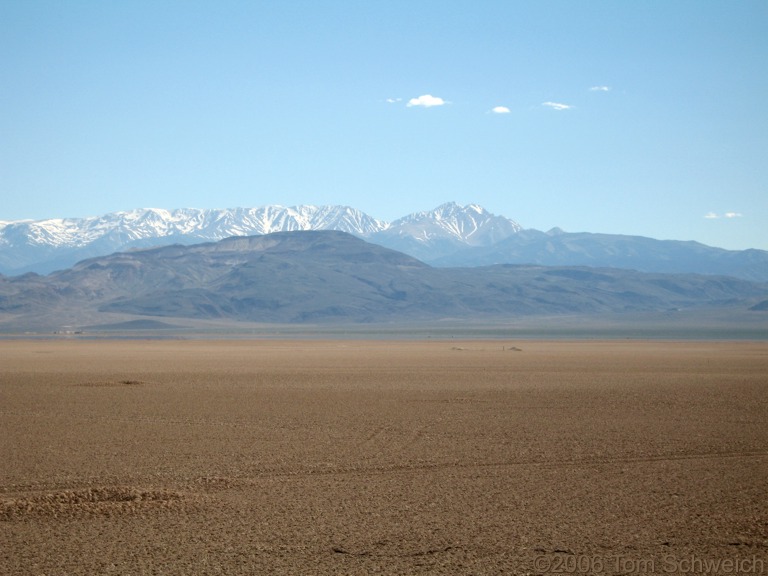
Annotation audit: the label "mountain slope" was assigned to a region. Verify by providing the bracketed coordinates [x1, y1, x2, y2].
[0, 205, 390, 274]
[432, 229, 768, 282]
[1, 231, 765, 329]
[0, 202, 524, 275]
[2, 202, 767, 282]
[370, 202, 522, 262]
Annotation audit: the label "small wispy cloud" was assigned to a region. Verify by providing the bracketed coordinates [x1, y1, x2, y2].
[725, 212, 743, 218]
[406, 94, 447, 108]
[705, 211, 744, 219]
[542, 101, 573, 111]
[704, 212, 719, 219]
[590, 85, 611, 92]
[385, 97, 402, 104]
[491, 106, 511, 114]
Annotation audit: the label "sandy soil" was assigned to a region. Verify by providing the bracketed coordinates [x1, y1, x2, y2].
[1, 339, 767, 575]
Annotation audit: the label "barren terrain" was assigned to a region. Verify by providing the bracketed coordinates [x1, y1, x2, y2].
[1, 339, 767, 575]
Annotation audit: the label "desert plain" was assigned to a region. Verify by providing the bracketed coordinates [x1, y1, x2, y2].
[1, 338, 767, 575]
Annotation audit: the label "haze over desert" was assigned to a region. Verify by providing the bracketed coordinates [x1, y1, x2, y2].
[1, 339, 767, 575]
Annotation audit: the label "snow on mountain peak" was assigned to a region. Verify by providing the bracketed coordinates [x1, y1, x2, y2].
[388, 202, 521, 245]
[0, 203, 523, 273]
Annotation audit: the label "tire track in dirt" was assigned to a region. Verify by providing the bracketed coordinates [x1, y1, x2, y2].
[332, 544, 459, 558]
[14, 448, 759, 502]
[0, 410, 273, 430]
[307, 448, 768, 479]
[46, 448, 758, 491]
[353, 422, 435, 460]
[194, 448, 768, 484]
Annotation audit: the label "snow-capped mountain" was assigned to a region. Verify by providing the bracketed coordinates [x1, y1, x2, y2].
[385, 203, 522, 244]
[0, 205, 387, 249]
[371, 202, 523, 262]
[3, 202, 767, 282]
[0, 203, 520, 274]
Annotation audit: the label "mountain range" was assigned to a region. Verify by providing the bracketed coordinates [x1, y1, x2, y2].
[2, 202, 766, 282]
[1, 230, 766, 332]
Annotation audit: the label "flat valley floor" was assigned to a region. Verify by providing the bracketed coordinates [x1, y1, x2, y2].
[1, 339, 767, 575]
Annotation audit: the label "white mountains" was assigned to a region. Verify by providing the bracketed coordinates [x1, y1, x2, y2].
[0, 203, 521, 274]
[1, 202, 766, 282]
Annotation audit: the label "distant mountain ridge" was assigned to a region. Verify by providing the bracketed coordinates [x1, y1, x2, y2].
[0, 202, 519, 274]
[432, 229, 768, 283]
[0, 205, 388, 273]
[1, 230, 765, 330]
[1, 202, 767, 281]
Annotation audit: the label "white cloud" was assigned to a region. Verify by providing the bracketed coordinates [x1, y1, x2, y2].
[704, 212, 719, 219]
[491, 106, 511, 114]
[542, 101, 573, 111]
[406, 94, 447, 108]
[590, 85, 611, 92]
[725, 212, 743, 218]
[385, 98, 402, 104]
[705, 211, 744, 219]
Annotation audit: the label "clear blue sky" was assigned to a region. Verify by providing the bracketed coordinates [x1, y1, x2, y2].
[1, 0, 766, 250]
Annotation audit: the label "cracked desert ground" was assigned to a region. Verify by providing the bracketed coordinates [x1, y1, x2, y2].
[1, 339, 767, 575]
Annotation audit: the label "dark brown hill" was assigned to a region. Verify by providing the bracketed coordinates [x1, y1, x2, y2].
[0, 231, 766, 328]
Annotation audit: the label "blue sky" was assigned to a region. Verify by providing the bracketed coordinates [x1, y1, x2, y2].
[1, 0, 766, 250]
